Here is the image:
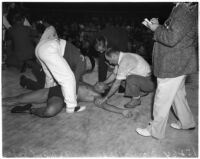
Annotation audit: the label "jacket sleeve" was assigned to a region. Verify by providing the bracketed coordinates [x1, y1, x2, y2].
[153, 7, 194, 47]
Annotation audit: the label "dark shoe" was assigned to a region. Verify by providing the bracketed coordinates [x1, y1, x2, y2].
[11, 104, 32, 113]
[187, 127, 196, 130]
[124, 98, 141, 108]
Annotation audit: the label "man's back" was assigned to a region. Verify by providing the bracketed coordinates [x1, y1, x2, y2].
[115, 52, 151, 80]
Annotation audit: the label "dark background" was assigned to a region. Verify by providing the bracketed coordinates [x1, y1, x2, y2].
[21, 2, 173, 24]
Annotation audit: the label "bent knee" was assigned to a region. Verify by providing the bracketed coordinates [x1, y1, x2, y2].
[44, 105, 63, 117]
[45, 97, 64, 117]
[126, 75, 141, 86]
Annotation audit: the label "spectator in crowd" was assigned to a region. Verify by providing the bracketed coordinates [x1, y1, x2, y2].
[136, 2, 198, 139]
[19, 22, 47, 90]
[93, 25, 129, 82]
[3, 3, 12, 41]
[5, 13, 36, 70]
[80, 38, 98, 72]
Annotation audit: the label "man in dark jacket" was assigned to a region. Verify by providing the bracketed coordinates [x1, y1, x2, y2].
[136, 2, 198, 139]
[93, 26, 129, 82]
[6, 13, 35, 69]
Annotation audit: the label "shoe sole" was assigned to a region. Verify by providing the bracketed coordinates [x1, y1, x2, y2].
[67, 106, 86, 113]
[136, 129, 151, 137]
[170, 124, 195, 130]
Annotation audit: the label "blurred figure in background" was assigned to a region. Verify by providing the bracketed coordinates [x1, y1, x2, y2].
[5, 13, 36, 70]
[93, 26, 129, 82]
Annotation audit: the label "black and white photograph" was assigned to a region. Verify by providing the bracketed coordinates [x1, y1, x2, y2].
[2, 1, 198, 157]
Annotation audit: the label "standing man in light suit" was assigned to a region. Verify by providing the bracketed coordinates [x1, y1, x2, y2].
[136, 2, 198, 139]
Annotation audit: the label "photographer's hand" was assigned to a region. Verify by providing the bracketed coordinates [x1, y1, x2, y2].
[150, 18, 159, 25]
[147, 22, 159, 32]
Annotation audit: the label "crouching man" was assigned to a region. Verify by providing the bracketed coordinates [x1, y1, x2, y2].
[94, 48, 155, 108]
[35, 38, 88, 113]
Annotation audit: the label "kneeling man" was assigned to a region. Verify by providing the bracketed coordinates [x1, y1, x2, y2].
[95, 48, 155, 108]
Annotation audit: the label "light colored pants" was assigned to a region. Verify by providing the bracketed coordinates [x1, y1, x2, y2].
[35, 39, 77, 108]
[149, 75, 195, 139]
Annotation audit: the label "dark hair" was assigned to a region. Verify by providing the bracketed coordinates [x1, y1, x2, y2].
[12, 13, 25, 24]
[35, 23, 46, 35]
[96, 36, 106, 43]
[95, 36, 106, 47]
[105, 48, 118, 58]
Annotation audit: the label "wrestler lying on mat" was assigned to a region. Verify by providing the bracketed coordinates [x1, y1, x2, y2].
[3, 81, 132, 118]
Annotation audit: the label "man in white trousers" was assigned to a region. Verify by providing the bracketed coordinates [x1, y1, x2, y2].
[35, 38, 86, 113]
[136, 2, 198, 139]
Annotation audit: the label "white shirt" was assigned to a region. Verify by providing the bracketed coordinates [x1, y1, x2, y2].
[114, 52, 151, 80]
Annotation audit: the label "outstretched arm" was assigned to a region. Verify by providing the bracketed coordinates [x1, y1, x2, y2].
[94, 79, 121, 105]
[96, 103, 132, 118]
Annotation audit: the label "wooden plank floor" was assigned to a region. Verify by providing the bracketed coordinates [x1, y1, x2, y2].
[2, 67, 198, 157]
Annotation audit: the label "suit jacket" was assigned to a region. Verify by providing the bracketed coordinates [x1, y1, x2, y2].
[152, 3, 198, 78]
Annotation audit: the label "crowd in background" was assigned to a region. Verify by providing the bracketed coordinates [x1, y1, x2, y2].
[3, 2, 154, 71]
[2, 2, 198, 139]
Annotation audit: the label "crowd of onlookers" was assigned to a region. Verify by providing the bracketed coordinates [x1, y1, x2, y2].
[47, 15, 154, 64]
[3, 2, 155, 72]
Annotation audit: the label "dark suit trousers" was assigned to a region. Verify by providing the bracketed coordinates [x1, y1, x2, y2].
[98, 53, 108, 82]
[125, 75, 155, 97]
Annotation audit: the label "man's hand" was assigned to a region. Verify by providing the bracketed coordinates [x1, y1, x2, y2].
[142, 18, 160, 32]
[94, 82, 108, 93]
[147, 23, 159, 32]
[122, 110, 133, 118]
[150, 18, 159, 25]
[94, 96, 108, 105]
